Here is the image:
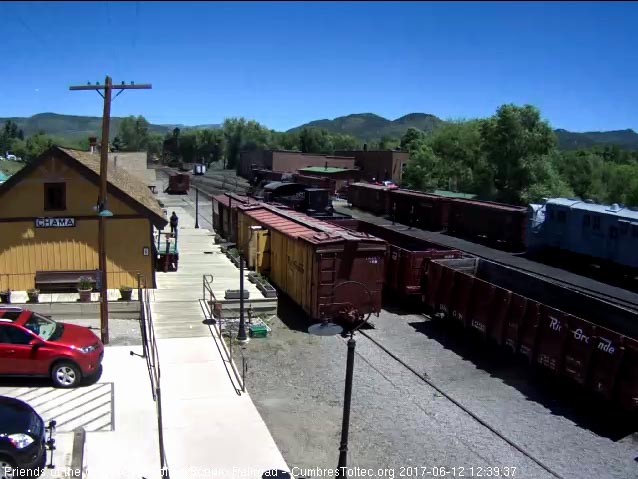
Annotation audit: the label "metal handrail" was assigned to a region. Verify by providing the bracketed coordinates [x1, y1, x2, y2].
[201, 274, 247, 393]
[136, 273, 169, 478]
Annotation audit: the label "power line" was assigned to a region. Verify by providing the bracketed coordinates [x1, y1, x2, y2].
[68, 77, 152, 350]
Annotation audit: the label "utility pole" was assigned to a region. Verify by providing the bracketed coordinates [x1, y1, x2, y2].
[69, 76, 152, 345]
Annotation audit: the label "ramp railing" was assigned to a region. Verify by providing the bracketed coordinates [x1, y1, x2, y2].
[201, 274, 247, 394]
[135, 273, 170, 478]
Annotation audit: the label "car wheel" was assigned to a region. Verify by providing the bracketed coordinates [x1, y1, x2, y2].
[0, 456, 16, 479]
[51, 361, 82, 388]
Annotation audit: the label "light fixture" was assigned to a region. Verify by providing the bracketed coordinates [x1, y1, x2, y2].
[98, 209, 113, 217]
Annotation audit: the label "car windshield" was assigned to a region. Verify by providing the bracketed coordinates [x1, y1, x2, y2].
[23, 313, 60, 341]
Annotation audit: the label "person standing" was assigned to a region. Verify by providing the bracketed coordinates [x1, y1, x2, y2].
[170, 212, 179, 235]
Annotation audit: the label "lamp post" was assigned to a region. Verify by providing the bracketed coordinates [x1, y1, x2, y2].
[308, 281, 372, 479]
[236, 225, 263, 343]
[195, 187, 200, 229]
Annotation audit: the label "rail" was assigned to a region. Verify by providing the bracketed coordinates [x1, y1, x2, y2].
[201, 274, 247, 394]
[337, 206, 638, 312]
[135, 273, 170, 478]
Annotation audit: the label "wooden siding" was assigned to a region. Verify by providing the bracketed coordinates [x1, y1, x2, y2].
[0, 219, 153, 291]
[0, 157, 136, 218]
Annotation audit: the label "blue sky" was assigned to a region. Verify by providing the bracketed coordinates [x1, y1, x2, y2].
[1, 1, 637, 132]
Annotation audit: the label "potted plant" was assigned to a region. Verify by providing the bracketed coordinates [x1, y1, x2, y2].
[119, 285, 133, 301]
[247, 272, 260, 284]
[0, 289, 11, 304]
[27, 288, 40, 303]
[77, 276, 93, 302]
[256, 276, 277, 299]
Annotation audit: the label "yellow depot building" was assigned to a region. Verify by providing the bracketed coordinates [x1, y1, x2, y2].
[0, 146, 168, 291]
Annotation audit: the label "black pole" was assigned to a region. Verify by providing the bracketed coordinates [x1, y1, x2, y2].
[195, 188, 200, 229]
[237, 256, 248, 342]
[336, 334, 356, 478]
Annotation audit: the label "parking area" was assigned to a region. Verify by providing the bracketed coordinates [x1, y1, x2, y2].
[0, 341, 158, 479]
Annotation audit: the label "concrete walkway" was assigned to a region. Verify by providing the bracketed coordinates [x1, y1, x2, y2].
[150, 203, 290, 478]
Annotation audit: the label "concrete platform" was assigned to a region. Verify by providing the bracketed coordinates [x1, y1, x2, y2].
[147, 210, 289, 476]
[1, 289, 140, 319]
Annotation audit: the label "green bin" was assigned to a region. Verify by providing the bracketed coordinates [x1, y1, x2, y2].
[249, 325, 268, 338]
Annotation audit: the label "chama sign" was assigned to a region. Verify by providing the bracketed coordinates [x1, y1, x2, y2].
[35, 217, 76, 228]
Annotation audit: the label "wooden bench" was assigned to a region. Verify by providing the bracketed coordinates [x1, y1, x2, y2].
[35, 270, 99, 293]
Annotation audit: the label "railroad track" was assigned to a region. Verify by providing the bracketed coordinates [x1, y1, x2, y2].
[390, 222, 638, 313]
[352, 330, 567, 479]
[336, 206, 638, 313]
[160, 169, 637, 311]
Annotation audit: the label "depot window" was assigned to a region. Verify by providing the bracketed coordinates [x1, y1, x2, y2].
[44, 183, 66, 211]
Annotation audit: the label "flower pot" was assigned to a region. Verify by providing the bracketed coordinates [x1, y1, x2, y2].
[224, 289, 250, 300]
[27, 290, 40, 303]
[78, 289, 92, 302]
[256, 281, 277, 299]
[120, 289, 133, 301]
[247, 273, 258, 284]
[0, 291, 11, 304]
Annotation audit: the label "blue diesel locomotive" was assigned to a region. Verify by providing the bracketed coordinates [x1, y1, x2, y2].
[527, 198, 638, 271]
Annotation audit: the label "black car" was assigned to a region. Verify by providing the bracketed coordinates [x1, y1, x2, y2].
[0, 396, 53, 479]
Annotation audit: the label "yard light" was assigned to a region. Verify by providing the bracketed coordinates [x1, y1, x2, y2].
[308, 280, 373, 479]
[236, 224, 265, 343]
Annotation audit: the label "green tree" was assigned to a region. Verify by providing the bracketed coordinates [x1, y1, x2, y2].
[375, 136, 400, 150]
[400, 127, 427, 152]
[480, 104, 557, 204]
[196, 129, 224, 165]
[401, 143, 440, 190]
[331, 133, 360, 151]
[299, 127, 333, 154]
[117, 115, 151, 151]
[271, 131, 300, 150]
[178, 132, 198, 163]
[10, 133, 55, 163]
[1, 120, 23, 155]
[222, 118, 272, 169]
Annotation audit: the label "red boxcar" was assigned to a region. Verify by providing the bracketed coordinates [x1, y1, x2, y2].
[424, 257, 638, 411]
[212, 193, 250, 242]
[446, 199, 527, 251]
[347, 183, 391, 216]
[388, 189, 452, 231]
[327, 218, 464, 298]
[166, 172, 190, 194]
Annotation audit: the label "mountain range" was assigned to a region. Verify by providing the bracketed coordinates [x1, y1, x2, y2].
[0, 113, 220, 141]
[2, 112, 638, 151]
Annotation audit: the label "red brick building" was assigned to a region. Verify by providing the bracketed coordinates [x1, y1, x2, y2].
[238, 150, 355, 179]
[334, 149, 409, 184]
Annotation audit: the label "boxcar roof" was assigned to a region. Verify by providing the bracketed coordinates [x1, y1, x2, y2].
[448, 197, 527, 212]
[212, 194, 249, 207]
[350, 182, 388, 191]
[240, 204, 386, 246]
[391, 189, 443, 199]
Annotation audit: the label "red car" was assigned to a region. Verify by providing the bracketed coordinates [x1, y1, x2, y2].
[0, 307, 104, 388]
